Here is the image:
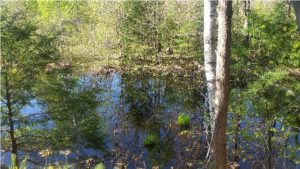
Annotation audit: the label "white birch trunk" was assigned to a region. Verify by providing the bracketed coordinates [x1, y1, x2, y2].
[203, 0, 218, 124]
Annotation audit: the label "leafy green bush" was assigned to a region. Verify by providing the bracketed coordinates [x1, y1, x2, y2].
[177, 114, 191, 128]
[143, 134, 159, 148]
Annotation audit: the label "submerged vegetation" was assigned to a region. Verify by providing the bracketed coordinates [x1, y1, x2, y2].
[0, 1, 300, 169]
[143, 134, 159, 149]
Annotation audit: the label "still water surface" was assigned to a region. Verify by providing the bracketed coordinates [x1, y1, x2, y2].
[1, 72, 299, 169]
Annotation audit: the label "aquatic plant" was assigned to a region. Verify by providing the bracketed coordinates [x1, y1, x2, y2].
[10, 154, 17, 169]
[177, 114, 191, 128]
[20, 156, 29, 169]
[46, 166, 56, 169]
[95, 163, 105, 169]
[143, 134, 159, 148]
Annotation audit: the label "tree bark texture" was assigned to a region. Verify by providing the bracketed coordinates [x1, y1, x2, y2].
[4, 75, 19, 169]
[212, 0, 233, 168]
[203, 0, 218, 124]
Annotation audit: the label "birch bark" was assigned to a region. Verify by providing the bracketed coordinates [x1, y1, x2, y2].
[203, 0, 218, 124]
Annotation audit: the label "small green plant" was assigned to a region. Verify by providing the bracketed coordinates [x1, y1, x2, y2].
[177, 114, 191, 128]
[46, 166, 56, 169]
[10, 154, 17, 169]
[20, 156, 29, 169]
[95, 163, 105, 169]
[143, 134, 159, 148]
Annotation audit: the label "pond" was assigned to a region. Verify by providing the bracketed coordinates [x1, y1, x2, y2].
[1, 71, 299, 169]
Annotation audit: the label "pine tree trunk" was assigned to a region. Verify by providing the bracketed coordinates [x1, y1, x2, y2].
[212, 0, 233, 168]
[4, 75, 19, 169]
[203, 0, 218, 123]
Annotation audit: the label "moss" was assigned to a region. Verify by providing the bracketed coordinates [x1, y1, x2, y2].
[177, 114, 191, 128]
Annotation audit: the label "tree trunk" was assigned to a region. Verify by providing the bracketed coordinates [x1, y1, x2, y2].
[292, 1, 300, 33]
[266, 120, 275, 169]
[4, 75, 19, 169]
[243, 0, 250, 44]
[203, 0, 218, 124]
[212, 0, 233, 168]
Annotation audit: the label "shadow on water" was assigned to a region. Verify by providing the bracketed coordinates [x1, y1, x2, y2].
[1, 71, 299, 169]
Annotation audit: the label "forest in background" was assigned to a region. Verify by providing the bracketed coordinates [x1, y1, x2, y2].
[1, 0, 300, 169]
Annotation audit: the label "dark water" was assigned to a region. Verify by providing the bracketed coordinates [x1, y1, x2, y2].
[1, 72, 299, 169]
[93, 72, 206, 168]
